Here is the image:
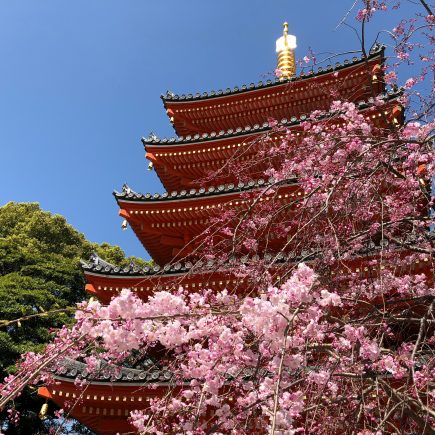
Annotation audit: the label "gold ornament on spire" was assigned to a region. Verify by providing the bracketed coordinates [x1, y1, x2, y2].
[276, 22, 297, 78]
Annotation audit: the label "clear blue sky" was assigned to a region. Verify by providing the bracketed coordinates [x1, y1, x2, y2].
[0, 1, 420, 259]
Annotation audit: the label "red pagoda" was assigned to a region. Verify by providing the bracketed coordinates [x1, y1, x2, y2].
[38, 24, 414, 434]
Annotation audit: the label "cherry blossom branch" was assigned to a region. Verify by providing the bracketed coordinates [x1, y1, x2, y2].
[0, 308, 75, 328]
[418, 0, 433, 15]
[270, 307, 300, 434]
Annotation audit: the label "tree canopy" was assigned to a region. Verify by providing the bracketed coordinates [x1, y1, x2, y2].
[0, 202, 150, 433]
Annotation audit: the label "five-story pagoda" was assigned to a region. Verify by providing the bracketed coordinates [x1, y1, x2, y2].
[38, 24, 415, 434]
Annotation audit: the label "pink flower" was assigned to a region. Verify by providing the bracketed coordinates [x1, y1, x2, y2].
[308, 370, 330, 386]
[268, 117, 278, 128]
[360, 341, 380, 361]
[54, 409, 64, 418]
[356, 9, 368, 21]
[404, 77, 417, 88]
[274, 68, 283, 78]
[384, 71, 397, 83]
[397, 51, 410, 60]
[318, 290, 342, 307]
[7, 408, 20, 426]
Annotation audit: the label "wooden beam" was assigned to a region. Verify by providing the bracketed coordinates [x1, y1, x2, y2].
[160, 235, 185, 248]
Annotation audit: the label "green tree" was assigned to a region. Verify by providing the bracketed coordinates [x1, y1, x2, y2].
[0, 202, 150, 433]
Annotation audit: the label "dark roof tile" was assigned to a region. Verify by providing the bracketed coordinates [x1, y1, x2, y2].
[113, 177, 291, 203]
[161, 45, 384, 102]
[143, 88, 401, 147]
[52, 357, 173, 384]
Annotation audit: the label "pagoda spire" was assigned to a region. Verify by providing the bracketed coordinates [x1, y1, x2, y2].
[276, 22, 297, 78]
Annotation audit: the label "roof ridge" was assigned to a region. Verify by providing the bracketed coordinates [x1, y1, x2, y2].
[160, 45, 385, 102]
[81, 250, 303, 277]
[80, 233, 425, 278]
[113, 177, 297, 203]
[51, 357, 172, 383]
[80, 252, 118, 270]
[143, 88, 401, 146]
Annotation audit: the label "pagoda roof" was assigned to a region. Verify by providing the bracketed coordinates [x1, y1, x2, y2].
[114, 180, 299, 264]
[161, 45, 386, 136]
[81, 251, 297, 303]
[114, 177, 283, 203]
[144, 91, 403, 192]
[49, 357, 174, 385]
[82, 251, 293, 278]
[39, 357, 177, 434]
[83, 254, 217, 277]
[161, 44, 384, 103]
[83, 235, 431, 282]
[84, 236, 432, 303]
[144, 89, 400, 147]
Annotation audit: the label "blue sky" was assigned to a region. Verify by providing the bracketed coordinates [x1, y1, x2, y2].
[0, 1, 420, 259]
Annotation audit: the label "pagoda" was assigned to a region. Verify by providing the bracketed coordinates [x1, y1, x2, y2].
[37, 24, 416, 434]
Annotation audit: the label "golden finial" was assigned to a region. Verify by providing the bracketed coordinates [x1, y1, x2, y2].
[276, 22, 297, 79]
[283, 22, 288, 36]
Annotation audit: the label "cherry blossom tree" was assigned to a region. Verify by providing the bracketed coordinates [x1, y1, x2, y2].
[1, 1, 434, 434]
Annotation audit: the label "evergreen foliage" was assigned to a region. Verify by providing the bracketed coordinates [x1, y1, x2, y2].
[0, 202, 150, 433]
